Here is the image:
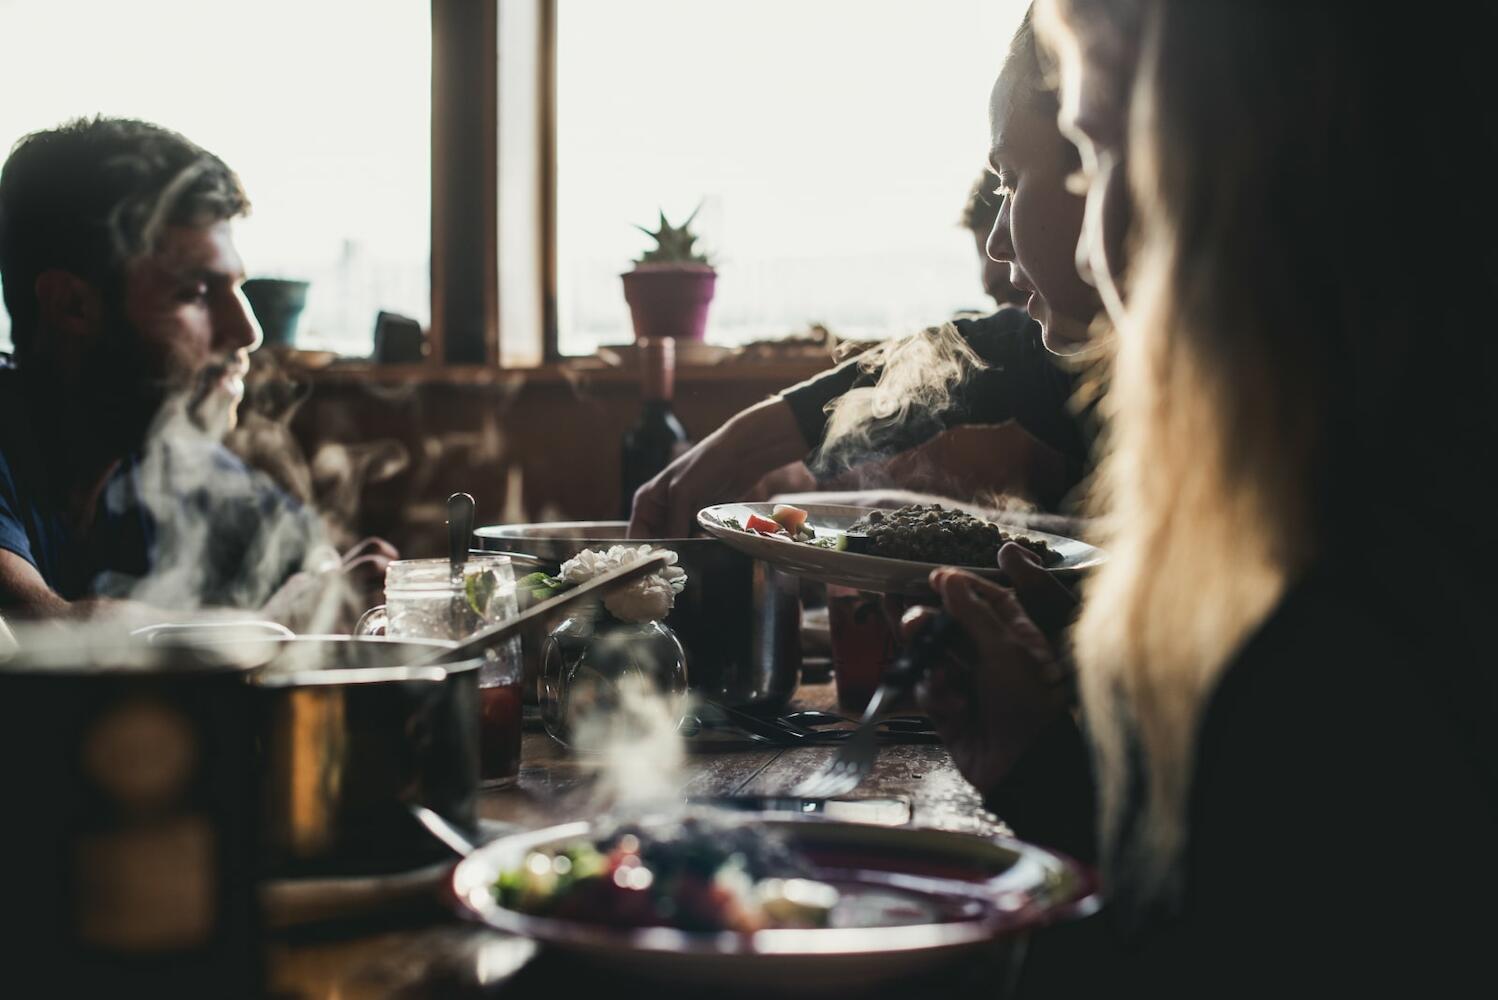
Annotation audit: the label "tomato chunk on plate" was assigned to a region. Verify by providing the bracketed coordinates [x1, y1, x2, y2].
[744, 513, 785, 534]
[771, 504, 809, 534]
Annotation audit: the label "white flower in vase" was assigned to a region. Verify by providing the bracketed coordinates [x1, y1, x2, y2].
[557, 544, 687, 623]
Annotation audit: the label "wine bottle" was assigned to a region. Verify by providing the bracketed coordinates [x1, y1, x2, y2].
[621, 337, 690, 519]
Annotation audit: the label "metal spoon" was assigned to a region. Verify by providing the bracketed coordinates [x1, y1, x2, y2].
[410, 804, 477, 858]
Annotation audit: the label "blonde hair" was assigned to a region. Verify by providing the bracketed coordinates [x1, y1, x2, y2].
[1056, 0, 1498, 907]
[1073, 223, 1310, 905]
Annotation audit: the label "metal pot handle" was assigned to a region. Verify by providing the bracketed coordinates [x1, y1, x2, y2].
[356, 605, 389, 636]
[472, 548, 558, 573]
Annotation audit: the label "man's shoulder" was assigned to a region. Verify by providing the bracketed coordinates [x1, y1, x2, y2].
[951, 307, 1044, 357]
[952, 305, 1040, 337]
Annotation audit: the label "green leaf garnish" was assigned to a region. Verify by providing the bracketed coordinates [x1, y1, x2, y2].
[516, 571, 573, 608]
[465, 569, 502, 617]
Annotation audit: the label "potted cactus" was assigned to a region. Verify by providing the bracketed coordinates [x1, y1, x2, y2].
[620, 206, 717, 342]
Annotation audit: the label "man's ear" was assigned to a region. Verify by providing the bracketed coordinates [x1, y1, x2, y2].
[33, 269, 104, 343]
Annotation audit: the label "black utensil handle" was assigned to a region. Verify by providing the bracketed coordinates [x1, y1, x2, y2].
[885, 610, 961, 689]
[447, 493, 476, 569]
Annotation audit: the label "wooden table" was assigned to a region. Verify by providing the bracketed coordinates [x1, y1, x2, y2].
[267, 682, 1020, 999]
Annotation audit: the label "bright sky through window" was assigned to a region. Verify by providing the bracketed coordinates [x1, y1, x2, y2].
[555, 0, 1030, 355]
[0, 0, 430, 357]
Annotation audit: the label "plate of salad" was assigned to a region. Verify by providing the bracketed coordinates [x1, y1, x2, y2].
[696, 502, 1104, 596]
[448, 811, 1096, 991]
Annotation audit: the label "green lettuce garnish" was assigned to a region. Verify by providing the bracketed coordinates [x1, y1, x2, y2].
[517, 570, 571, 608]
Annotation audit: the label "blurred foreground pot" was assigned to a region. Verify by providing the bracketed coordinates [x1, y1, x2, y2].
[0, 633, 262, 996]
[475, 521, 801, 713]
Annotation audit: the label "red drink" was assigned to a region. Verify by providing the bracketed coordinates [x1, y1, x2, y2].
[826, 585, 900, 712]
[479, 680, 522, 786]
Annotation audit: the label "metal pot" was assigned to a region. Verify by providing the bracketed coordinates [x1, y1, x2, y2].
[475, 521, 801, 712]
[197, 634, 484, 878]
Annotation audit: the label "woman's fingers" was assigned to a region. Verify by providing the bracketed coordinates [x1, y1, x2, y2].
[933, 569, 1007, 632]
[898, 602, 943, 641]
[997, 543, 1078, 637]
[929, 567, 1062, 697]
[940, 566, 1057, 658]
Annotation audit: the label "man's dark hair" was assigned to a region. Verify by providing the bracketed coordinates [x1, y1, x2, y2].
[960, 172, 1001, 235]
[0, 116, 249, 362]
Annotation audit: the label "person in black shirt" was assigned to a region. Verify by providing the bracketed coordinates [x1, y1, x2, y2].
[628, 11, 1103, 538]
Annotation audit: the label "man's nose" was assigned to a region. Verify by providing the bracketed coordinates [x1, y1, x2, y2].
[220, 286, 264, 354]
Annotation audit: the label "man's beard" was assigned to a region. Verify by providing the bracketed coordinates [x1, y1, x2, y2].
[83, 309, 235, 455]
[185, 358, 240, 439]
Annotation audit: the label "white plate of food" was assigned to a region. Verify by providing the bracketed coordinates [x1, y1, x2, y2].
[447, 811, 1096, 993]
[696, 502, 1105, 596]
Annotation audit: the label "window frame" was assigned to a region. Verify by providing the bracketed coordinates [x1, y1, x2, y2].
[430, 0, 558, 367]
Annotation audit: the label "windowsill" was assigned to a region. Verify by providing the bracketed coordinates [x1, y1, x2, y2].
[287, 355, 836, 387]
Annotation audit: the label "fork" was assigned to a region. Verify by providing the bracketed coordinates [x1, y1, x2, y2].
[793, 611, 961, 799]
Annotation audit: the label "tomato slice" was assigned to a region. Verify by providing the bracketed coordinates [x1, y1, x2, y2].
[771, 504, 808, 534]
[744, 513, 785, 534]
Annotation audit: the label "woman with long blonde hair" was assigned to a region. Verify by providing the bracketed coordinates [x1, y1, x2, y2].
[918, 0, 1498, 990]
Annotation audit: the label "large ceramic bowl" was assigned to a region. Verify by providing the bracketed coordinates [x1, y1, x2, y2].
[448, 813, 1097, 992]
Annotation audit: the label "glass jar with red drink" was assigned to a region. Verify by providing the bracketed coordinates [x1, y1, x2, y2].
[357, 553, 525, 787]
[826, 584, 904, 713]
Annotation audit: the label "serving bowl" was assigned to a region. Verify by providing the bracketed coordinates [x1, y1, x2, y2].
[448, 813, 1097, 992]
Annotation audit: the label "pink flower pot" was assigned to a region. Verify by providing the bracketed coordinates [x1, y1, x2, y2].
[620, 265, 717, 342]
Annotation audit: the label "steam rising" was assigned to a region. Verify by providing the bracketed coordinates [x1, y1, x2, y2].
[813, 322, 989, 474]
[93, 386, 355, 634]
[570, 674, 689, 811]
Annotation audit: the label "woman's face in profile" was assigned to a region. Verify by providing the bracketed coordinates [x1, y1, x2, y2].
[985, 86, 1100, 356]
[1044, 15, 1136, 326]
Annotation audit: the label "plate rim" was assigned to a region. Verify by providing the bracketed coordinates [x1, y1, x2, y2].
[696, 502, 1104, 595]
[447, 814, 1098, 960]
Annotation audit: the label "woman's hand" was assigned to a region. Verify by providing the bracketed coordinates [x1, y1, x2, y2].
[628, 398, 809, 539]
[906, 545, 1076, 798]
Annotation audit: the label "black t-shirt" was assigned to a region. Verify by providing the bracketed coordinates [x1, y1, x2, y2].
[777, 307, 1094, 492]
[992, 541, 1498, 996]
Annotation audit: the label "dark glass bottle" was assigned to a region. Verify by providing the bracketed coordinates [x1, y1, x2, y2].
[620, 337, 690, 519]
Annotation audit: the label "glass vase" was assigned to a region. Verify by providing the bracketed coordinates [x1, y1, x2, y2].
[539, 602, 688, 748]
